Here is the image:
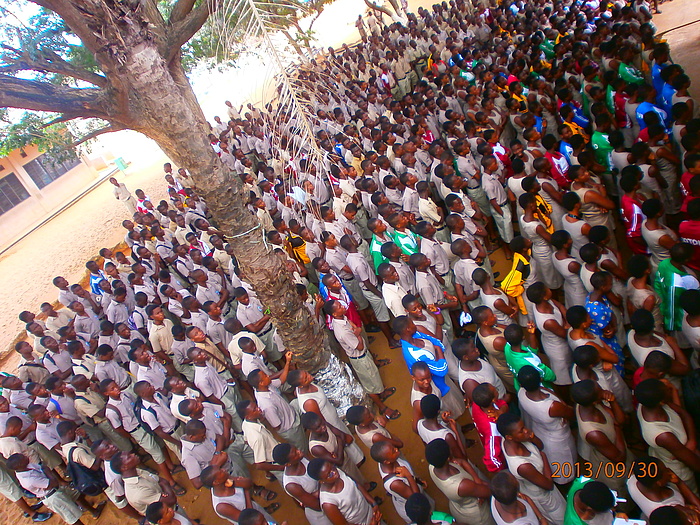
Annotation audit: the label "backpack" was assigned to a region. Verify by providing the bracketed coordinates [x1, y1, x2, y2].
[133, 397, 158, 436]
[67, 447, 107, 497]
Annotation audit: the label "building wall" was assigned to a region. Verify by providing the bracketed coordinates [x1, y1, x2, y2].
[0, 145, 101, 247]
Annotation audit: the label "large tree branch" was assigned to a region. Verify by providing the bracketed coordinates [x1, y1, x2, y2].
[27, 0, 133, 112]
[41, 114, 80, 128]
[42, 49, 108, 87]
[0, 74, 111, 119]
[167, 0, 223, 61]
[28, 0, 103, 58]
[169, 0, 198, 24]
[363, 0, 394, 18]
[141, 0, 168, 55]
[0, 47, 108, 88]
[65, 123, 124, 149]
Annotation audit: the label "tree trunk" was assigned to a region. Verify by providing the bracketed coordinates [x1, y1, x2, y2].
[110, 21, 367, 412]
[116, 40, 329, 370]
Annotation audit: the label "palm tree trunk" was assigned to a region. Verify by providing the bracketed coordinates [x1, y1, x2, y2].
[117, 36, 367, 412]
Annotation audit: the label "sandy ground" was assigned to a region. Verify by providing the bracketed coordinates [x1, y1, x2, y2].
[1, 1, 700, 524]
[0, 133, 170, 358]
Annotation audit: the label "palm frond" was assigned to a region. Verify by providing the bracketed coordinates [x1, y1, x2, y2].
[210, 0, 344, 195]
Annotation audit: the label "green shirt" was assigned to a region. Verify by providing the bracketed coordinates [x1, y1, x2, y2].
[370, 234, 391, 273]
[591, 131, 613, 172]
[540, 39, 555, 60]
[618, 62, 645, 85]
[504, 342, 556, 390]
[430, 510, 455, 523]
[564, 477, 595, 525]
[654, 258, 699, 331]
[605, 85, 615, 114]
[391, 229, 420, 256]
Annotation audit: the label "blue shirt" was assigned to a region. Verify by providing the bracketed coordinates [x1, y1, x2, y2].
[660, 83, 677, 121]
[652, 62, 668, 100]
[89, 271, 106, 296]
[562, 102, 589, 129]
[559, 140, 574, 165]
[636, 101, 668, 130]
[400, 332, 450, 395]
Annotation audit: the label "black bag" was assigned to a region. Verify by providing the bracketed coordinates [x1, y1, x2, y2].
[133, 397, 158, 436]
[67, 447, 107, 496]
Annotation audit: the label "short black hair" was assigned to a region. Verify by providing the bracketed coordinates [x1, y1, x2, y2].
[566, 305, 588, 328]
[579, 481, 615, 512]
[571, 379, 598, 406]
[573, 345, 599, 368]
[405, 493, 433, 524]
[635, 378, 665, 408]
[424, 438, 450, 467]
[649, 505, 685, 525]
[495, 412, 520, 437]
[306, 458, 327, 481]
[517, 365, 542, 392]
[419, 394, 441, 418]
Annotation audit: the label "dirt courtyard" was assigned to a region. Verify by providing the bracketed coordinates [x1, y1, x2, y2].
[0, 1, 699, 525]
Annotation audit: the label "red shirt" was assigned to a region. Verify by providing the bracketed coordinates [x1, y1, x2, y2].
[631, 367, 646, 408]
[681, 171, 694, 200]
[545, 151, 570, 189]
[620, 194, 644, 238]
[636, 128, 650, 143]
[614, 91, 630, 128]
[679, 219, 700, 270]
[471, 400, 507, 472]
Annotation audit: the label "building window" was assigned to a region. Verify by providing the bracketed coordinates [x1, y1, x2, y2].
[0, 173, 30, 214]
[23, 154, 81, 190]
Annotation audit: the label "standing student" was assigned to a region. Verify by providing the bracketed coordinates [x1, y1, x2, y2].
[655, 243, 700, 345]
[370, 440, 431, 524]
[526, 282, 573, 387]
[482, 154, 514, 258]
[133, 381, 183, 460]
[109, 451, 179, 517]
[424, 438, 494, 525]
[188, 346, 243, 431]
[490, 471, 548, 525]
[503, 324, 556, 391]
[323, 299, 399, 419]
[550, 230, 587, 308]
[517, 365, 577, 485]
[0, 459, 53, 522]
[249, 369, 308, 454]
[272, 444, 332, 525]
[302, 411, 366, 487]
[307, 459, 381, 525]
[110, 178, 137, 216]
[200, 464, 278, 523]
[571, 380, 631, 496]
[100, 380, 182, 490]
[8, 452, 104, 525]
[497, 412, 566, 524]
[342, 235, 396, 348]
[636, 379, 700, 494]
[286, 370, 363, 464]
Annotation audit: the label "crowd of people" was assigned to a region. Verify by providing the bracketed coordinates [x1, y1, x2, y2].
[3, 0, 700, 524]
